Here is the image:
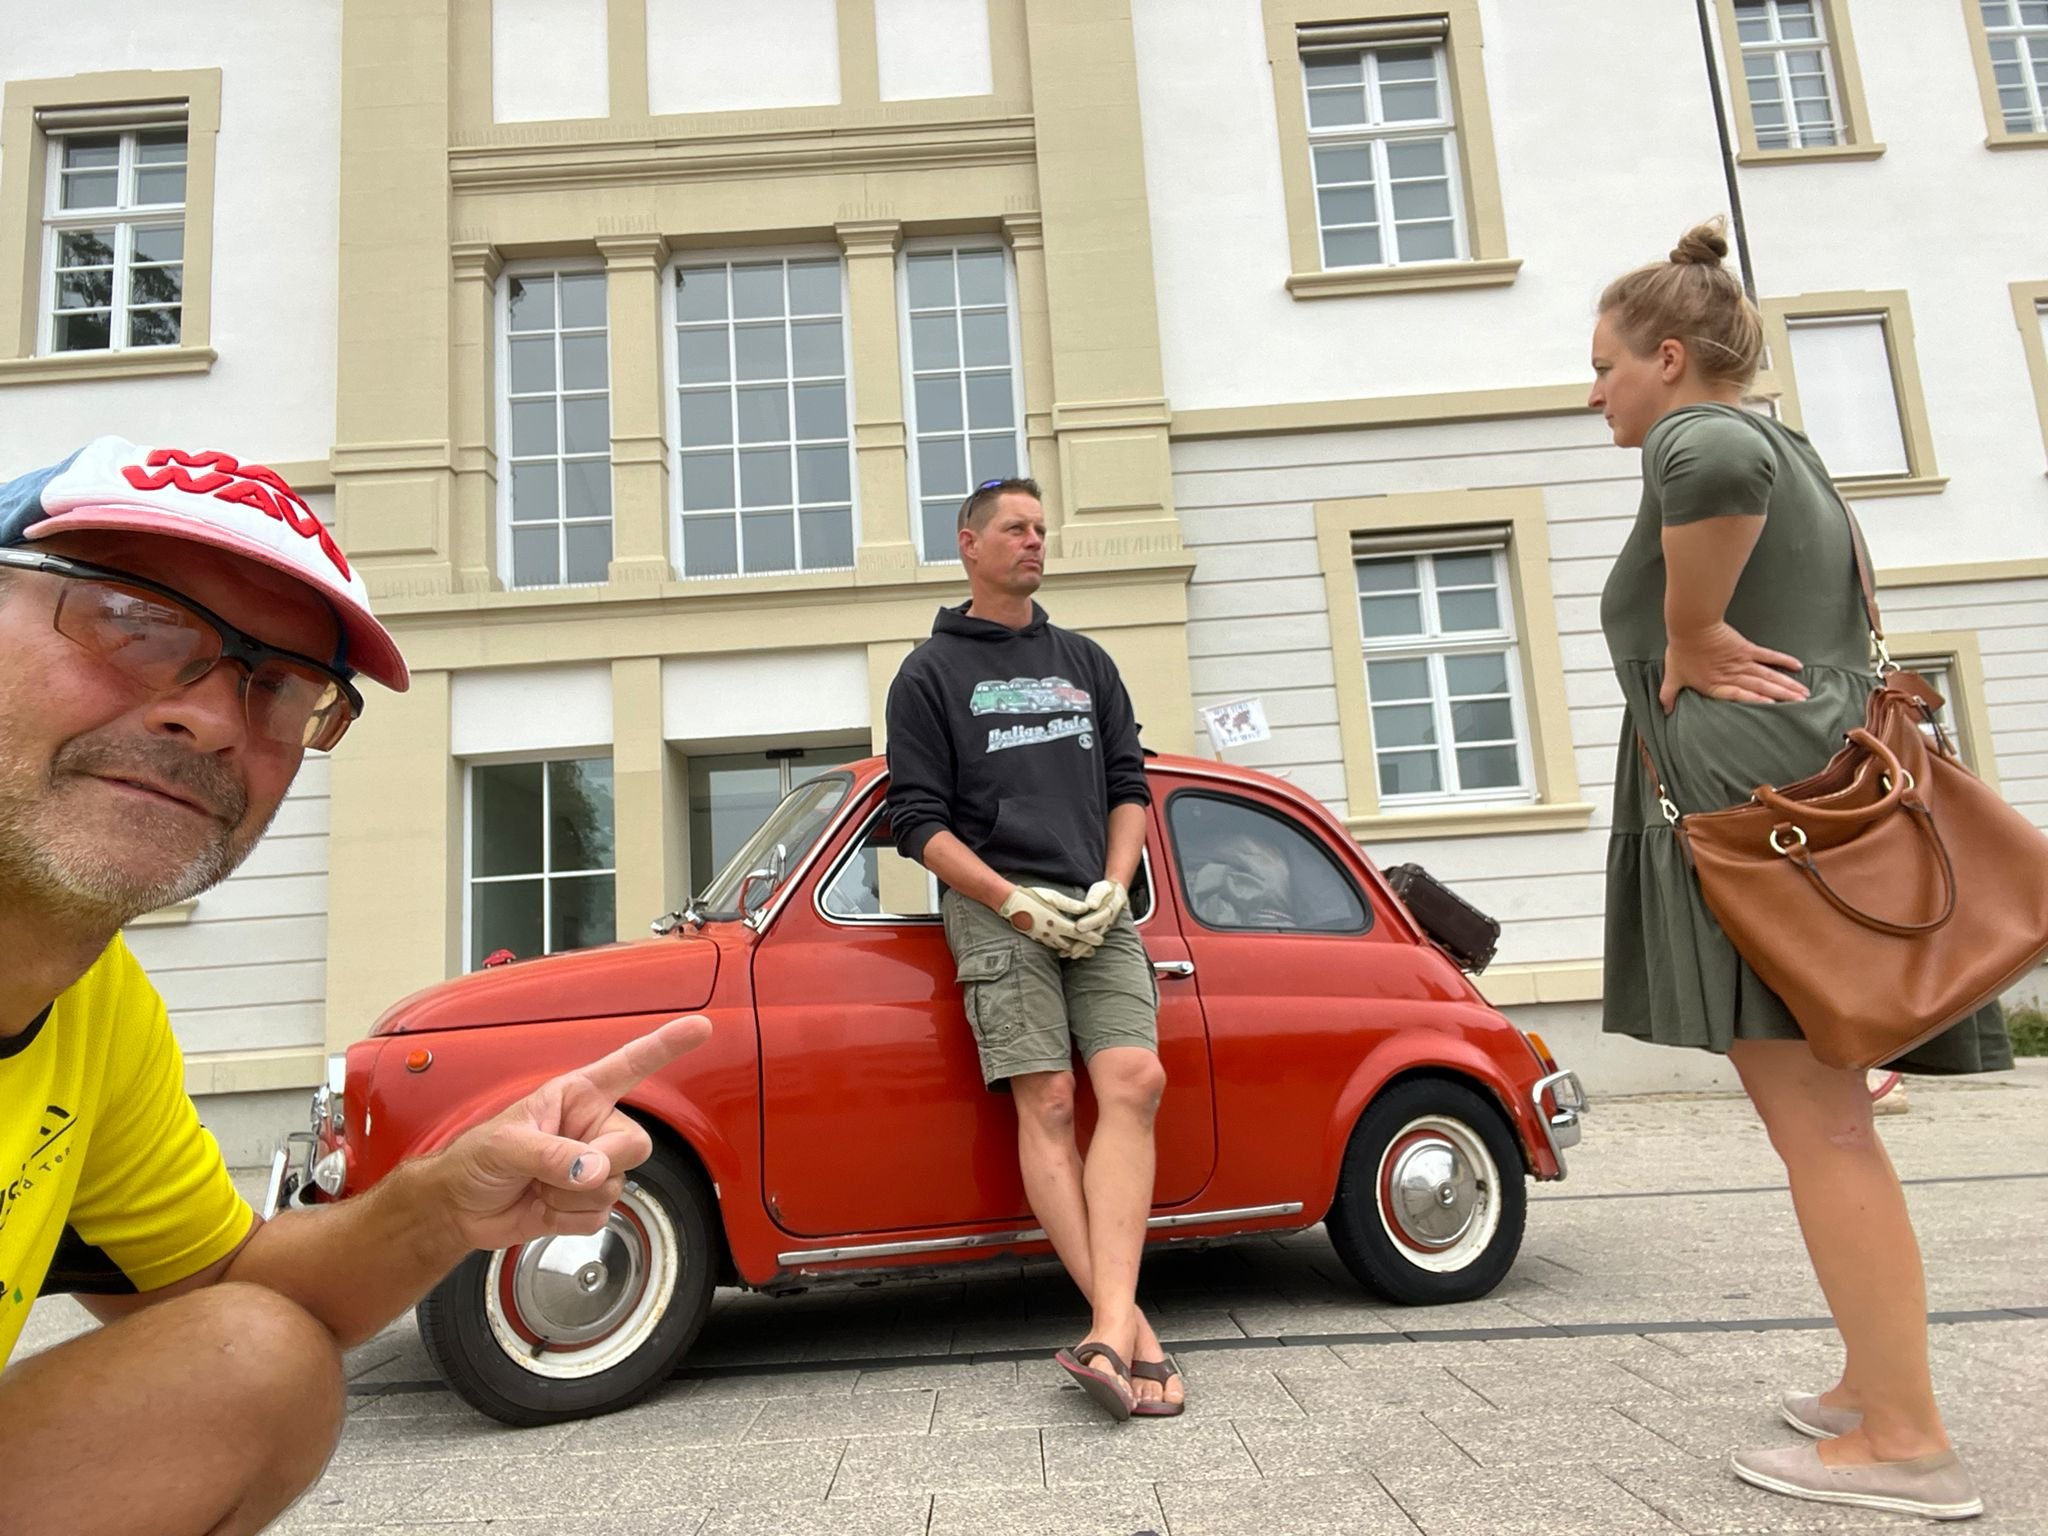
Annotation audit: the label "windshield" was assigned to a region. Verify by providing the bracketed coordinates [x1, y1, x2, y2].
[696, 771, 855, 918]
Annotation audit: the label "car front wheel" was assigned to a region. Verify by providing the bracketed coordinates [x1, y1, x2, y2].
[1325, 1077, 1527, 1306]
[417, 1137, 720, 1425]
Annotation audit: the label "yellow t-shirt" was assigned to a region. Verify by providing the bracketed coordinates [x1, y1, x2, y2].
[0, 935, 254, 1366]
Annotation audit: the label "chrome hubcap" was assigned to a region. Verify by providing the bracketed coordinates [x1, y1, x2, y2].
[1375, 1114, 1501, 1273]
[484, 1180, 679, 1379]
[513, 1221, 644, 1344]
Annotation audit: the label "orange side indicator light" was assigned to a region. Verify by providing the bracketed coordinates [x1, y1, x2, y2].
[405, 1048, 434, 1073]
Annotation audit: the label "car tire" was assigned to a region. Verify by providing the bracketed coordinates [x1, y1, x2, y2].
[417, 1137, 720, 1425]
[1325, 1077, 1527, 1306]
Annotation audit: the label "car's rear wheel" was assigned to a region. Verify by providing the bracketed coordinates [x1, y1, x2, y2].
[1325, 1078, 1526, 1305]
[417, 1138, 719, 1425]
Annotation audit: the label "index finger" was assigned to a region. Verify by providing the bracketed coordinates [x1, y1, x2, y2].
[577, 1015, 712, 1101]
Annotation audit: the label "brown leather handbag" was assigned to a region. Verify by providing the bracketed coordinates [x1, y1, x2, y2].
[1640, 493, 2048, 1070]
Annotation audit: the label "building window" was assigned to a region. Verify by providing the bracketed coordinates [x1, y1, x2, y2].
[502, 269, 612, 588]
[1886, 633, 1998, 784]
[1262, 2, 1517, 298]
[1, 72, 219, 381]
[467, 757, 616, 969]
[1315, 488, 1586, 837]
[2012, 281, 2048, 465]
[1732, 0, 1843, 149]
[1712, 0, 1879, 161]
[1979, 0, 2048, 135]
[901, 244, 1024, 561]
[1764, 292, 1939, 494]
[687, 742, 869, 893]
[1355, 543, 1532, 803]
[1300, 26, 1463, 269]
[671, 256, 854, 578]
[40, 119, 187, 353]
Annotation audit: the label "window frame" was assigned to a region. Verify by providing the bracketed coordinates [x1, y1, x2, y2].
[1263, 0, 1518, 299]
[37, 123, 189, 355]
[1315, 487, 1589, 840]
[462, 752, 620, 970]
[663, 243, 861, 580]
[1354, 541, 1536, 808]
[2012, 279, 2048, 468]
[1962, 0, 2048, 148]
[1711, 0, 1882, 163]
[0, 69, 219, 385]
[1761, 290, 1944, 498]
[496, 259, 616, 591]
[896, 234, 1030, 564]
[1165, 788, 1372, 936]
[1887, 632, 2001, 789]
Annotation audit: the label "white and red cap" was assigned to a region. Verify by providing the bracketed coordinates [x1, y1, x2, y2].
[0, 436, 408, 690]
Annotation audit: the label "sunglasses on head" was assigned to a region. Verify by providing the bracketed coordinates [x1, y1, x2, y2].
[0, 547, 363, 752]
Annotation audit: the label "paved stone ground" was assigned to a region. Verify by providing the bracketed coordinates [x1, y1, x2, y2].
[18, 1063, 2048, 1533]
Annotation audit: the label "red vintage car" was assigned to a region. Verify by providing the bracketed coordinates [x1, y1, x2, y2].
[284, 753, 1585, 1424]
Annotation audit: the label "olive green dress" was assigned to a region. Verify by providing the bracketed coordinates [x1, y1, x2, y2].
[1600, 403, 2012, 1074]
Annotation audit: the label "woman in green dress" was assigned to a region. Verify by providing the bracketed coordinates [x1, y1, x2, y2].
[1591, 221, 2008, 1521]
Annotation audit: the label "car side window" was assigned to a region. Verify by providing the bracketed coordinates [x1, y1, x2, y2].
[1167, 791, 1369, 934]
[820, 811, 1155, 923]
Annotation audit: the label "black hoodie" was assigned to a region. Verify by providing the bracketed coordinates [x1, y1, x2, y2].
[885, 600, 1149, 890]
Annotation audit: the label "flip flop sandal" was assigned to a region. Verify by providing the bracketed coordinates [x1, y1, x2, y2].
[1054, 1341, 1136, 1422]
[1130, 1354, 1185, 1418]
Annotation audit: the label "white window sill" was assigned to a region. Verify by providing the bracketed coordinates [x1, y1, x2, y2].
[1473, 961, 1605, 1008]
[1286, 256, 1522, 300]
[1346, 799, 1594, 841]
[1737, 143, 1886, 166]
[1835, 474, 1948, 500]
[0, 347, 216, 386]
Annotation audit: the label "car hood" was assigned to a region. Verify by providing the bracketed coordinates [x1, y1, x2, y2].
[368, 934, 722, 1035]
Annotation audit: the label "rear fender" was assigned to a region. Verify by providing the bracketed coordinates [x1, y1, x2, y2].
[1318, 1025, 1557, 1213]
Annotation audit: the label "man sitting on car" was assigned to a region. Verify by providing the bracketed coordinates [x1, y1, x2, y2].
[884, 476, 1184, 1420]
[0, 438, 705, 1535]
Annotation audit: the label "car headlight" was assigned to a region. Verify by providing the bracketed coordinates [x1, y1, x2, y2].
[312, 1147, 350, 1197]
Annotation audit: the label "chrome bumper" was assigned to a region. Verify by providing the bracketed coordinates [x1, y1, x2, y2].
[1531, 1067, 1587, 1176]
[262, 1131, 325, 1219]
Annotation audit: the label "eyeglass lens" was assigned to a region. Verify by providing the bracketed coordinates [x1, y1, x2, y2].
[52, 581, 353, 750]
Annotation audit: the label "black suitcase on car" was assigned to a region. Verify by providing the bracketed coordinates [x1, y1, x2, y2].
[1383, 863, 1500, 975]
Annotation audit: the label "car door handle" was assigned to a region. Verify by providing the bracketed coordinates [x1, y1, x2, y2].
[1152, 960, 1195, 979]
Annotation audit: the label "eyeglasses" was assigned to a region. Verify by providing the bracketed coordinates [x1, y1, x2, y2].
[976, 478, 1008, 491]
[0, 548, 363, 751]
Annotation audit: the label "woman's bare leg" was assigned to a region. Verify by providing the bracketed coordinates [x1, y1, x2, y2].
[1726, 1039, 1948, 1463]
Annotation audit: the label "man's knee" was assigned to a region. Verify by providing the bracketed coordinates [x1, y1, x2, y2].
[1095, 1051, 1166, 1118]
[1013, 1070, 1078, 1137]
[172, 1282, 347, 1466]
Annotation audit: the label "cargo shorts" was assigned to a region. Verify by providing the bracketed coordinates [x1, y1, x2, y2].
[940, 883, 1160, 1087]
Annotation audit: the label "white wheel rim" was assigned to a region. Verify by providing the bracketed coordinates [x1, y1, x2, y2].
[483, 1179, 679, 1380]
[1374, 1114, 1501, 1274]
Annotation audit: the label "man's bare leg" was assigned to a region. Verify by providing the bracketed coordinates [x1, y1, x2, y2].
[0, 1281, 347, 1536]
[1011, 1056, 1176, 1406]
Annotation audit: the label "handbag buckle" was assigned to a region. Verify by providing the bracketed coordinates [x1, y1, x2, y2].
[1880, 768, 1916, 795]
[1769, 824, 1808, 857]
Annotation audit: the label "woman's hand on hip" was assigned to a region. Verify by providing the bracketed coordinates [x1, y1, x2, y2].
[1659, 622, 1809, 713]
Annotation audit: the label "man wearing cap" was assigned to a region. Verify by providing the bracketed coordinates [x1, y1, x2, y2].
[884, 477, 1182, 1422]
[0, 439, 708, 1534]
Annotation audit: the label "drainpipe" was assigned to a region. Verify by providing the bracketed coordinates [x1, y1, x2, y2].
[1694, 0, 1759, 300]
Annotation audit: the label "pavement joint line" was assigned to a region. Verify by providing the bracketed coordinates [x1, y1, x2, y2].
[343, 1304, 2048, 1397]
[1532, 1169, 2048, 1202]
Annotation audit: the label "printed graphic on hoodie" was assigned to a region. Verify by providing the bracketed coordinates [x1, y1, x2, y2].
[969, 676, 1096, 754]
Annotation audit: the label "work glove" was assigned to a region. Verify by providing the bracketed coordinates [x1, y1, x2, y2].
[1073, 879, 1129, 940]
[997, 886, 1101, 959]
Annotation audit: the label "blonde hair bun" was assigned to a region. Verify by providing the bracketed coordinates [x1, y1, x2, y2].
[1669, 220, 1731, 267]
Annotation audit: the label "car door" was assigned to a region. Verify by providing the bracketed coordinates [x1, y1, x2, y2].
[1156, 775, 1454, 1181]
[752, 785, 1217, 1239]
